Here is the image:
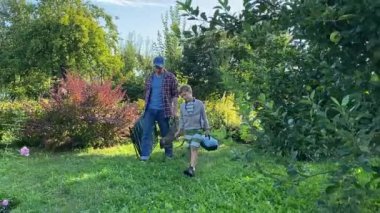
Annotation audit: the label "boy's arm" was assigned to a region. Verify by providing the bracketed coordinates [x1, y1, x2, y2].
[201, 103, 210, 131]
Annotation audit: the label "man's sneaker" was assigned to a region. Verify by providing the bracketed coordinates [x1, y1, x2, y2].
[162, 155, 173, 162]
[140, 156, 149, 161]
[164, 147, 173, 158]
[183, 166, 195, 177]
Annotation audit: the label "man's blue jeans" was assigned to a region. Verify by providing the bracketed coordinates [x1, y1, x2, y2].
[141, 108, 172, 158]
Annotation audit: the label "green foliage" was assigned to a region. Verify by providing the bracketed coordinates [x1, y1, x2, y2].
[135, 98, 145, 114]
[179, 0, 380, 210]
[118, 33, 154, 101]
[5, 70, 52, 99]
[151, 6, 189, 85]
[121, 34, 140, 74]
[0, 100, 41, 148]
[318, 160, 380, 212]
[179, 0, 380, 156]
[120, 71, 145, 102]
[180, 29, 235, 99]
[205, 93, 241, 132]
[261, 92, 377, 160]
[237, 123, 256, 143]
[0, 0, 123, 98]
[162, 7, 183, 74]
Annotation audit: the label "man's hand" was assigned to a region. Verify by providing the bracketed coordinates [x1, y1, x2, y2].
[172, 97, 178, 117]
[174, 130, 181, 138]
[172, 109, 178, 118]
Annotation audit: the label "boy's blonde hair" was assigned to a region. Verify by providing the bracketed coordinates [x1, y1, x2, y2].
[179, 84, 192, 94]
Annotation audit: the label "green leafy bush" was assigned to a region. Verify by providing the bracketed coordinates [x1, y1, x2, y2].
[252, 91, 379, 160]
[237, 123, 256, 143]
[179, 0, 380, 210]
[0, 100, 41, 148]
[7, 70, 52, 99]
[205, 93, 241, 134]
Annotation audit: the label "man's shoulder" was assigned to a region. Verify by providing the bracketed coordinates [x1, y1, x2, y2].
[145, 74, 153, 81]
[164, 70, 177, 79]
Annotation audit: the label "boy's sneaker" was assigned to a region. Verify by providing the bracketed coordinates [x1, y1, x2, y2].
[183, 166, 195, 177]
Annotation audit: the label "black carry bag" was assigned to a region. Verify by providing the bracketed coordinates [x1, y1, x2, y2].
[159, 117, 179, 149]
[129, 116, 159, 158]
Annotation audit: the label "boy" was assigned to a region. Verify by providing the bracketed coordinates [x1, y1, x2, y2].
[175, 85, 210, 177]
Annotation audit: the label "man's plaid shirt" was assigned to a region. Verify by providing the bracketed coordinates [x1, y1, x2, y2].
[144, 70, 178, 118]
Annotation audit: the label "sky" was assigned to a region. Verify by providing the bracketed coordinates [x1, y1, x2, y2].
[90, 0, 244, 42]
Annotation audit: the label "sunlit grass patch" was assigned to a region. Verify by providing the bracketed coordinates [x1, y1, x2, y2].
[0, 143, 337, 212]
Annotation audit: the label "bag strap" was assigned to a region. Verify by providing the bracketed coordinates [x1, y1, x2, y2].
[199, 100, 203, 128]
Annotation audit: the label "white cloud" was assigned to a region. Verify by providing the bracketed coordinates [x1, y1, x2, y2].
[92, 0, 176, 7]
[192, 0, 244, 15]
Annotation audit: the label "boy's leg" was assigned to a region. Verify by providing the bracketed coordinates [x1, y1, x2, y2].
[190, 147, 199, 169]
[156, 110, 172, 157]
[141, 109, 156, 160]
[189, 138, 201, 169]
[184, 138, 201, 177]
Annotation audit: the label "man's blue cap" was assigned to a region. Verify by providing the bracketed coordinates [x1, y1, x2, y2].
[153, 56, 165, 68]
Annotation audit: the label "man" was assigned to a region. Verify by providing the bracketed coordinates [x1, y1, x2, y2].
[140, 56, 178, 161]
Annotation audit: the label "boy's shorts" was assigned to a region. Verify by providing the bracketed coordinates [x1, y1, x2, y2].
[184, 129, 204, 148]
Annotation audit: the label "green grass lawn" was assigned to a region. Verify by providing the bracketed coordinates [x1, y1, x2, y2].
[1, 140, 331, 212]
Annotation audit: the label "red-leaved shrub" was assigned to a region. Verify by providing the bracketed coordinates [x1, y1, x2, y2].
[24, 73, 139, 150]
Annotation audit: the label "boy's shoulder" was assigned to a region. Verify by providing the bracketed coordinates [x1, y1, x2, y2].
[195, 99, 205, 106]
[180, 99, 204, 107]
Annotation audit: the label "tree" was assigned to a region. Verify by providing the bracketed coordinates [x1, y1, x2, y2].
[152, 6, 186, 84]
[180, 31, 229, 99]
[122, 33, 139, 74]
[178, 0, 380, 210]
[0, 0, 123, 98]
[162, 7, 183, 75]
[119, 33, 152, 101]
